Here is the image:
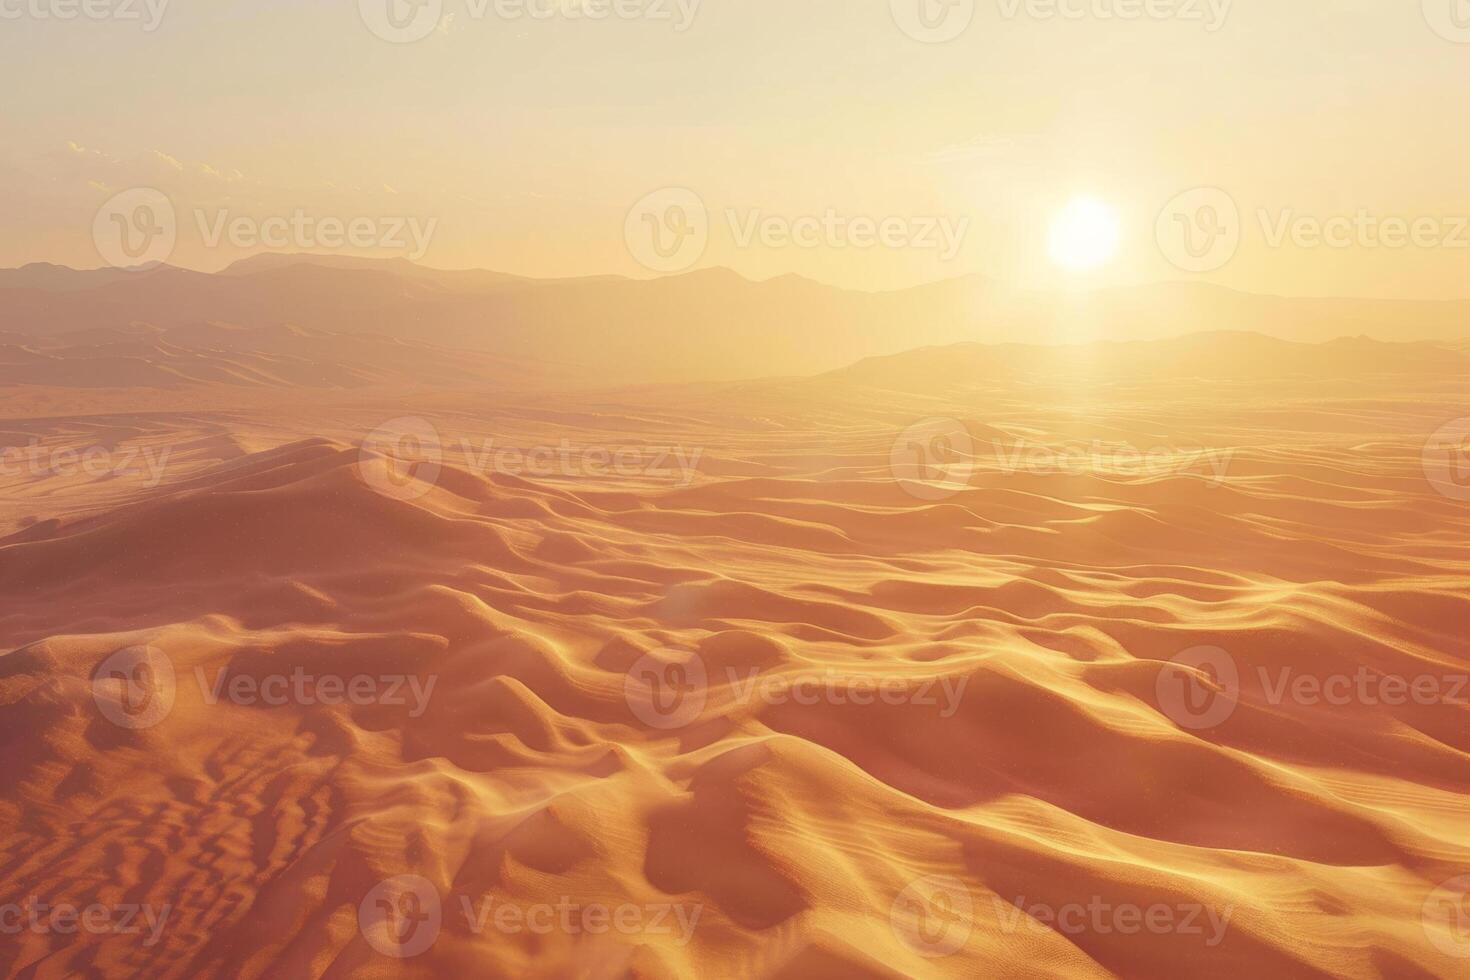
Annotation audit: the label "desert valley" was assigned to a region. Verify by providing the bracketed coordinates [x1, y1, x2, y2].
[2, 257, 1469, 977]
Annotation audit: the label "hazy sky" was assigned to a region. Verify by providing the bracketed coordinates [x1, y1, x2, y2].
[3, 0, 1469, 297]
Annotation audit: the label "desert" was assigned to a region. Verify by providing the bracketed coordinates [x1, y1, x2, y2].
[6, 3, 1470, 976]
[2, 258, 1469, 977]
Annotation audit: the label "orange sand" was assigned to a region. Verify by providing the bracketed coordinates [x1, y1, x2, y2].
[2, 332, 1469, 978]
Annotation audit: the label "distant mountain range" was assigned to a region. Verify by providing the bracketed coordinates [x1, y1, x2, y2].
[823, 331, 1470, 395]
[1, 255, 1467, 389]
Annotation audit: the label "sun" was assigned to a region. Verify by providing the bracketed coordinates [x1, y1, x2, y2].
[1048, 197, 1122, 272]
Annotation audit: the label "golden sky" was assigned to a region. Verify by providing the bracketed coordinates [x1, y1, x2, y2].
[3, 0, 1469, 297]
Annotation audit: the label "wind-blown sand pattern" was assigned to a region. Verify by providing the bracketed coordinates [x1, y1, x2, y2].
[2, 332, 1470, 978]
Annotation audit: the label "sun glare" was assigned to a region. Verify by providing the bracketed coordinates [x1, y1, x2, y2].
[1048, 197, 1122, 272]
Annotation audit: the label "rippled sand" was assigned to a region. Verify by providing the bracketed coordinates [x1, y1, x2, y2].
[3, 335, 1469, 978]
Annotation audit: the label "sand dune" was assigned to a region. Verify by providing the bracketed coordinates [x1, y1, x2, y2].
[2, 330, 1468, 977]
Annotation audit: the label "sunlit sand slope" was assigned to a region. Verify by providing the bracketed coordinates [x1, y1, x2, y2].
[2, 336, 1469, 978]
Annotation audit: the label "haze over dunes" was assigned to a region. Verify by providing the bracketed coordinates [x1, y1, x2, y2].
[6, 257, 1470, 389]
[2, 264, 1469, 976]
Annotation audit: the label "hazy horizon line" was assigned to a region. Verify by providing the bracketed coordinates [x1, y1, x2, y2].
[10, 253, 1470, 306]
